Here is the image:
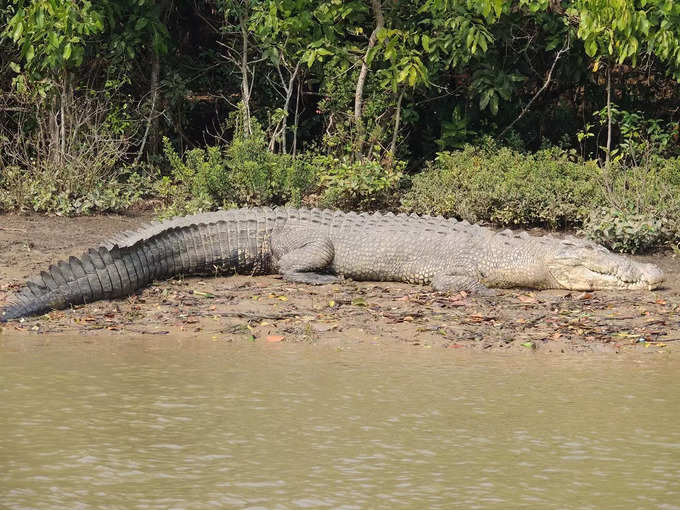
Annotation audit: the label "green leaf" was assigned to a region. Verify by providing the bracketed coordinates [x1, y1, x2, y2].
[466, 29, 475, 51]
[397, 65, 410, 83]
[479, 89, 492, 110]
[492, 0, 503, 17]
[478, 34, 488, 53]
[422, 34, 431, 52]
[585, 38, 598, 57]
[9, 62, 21, 73]
[490, 95, 499, 115]
[408, 66, 417, 87]
[135, 17, 148, 31]
[12, 21, 23, 42]
[25, 45, 35, 63]
[63, 43, 72, 61]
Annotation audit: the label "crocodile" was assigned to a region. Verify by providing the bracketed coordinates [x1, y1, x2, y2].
[0, 207, 664, 322]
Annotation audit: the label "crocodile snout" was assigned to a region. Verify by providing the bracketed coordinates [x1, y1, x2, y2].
[640, 263, 664, 290]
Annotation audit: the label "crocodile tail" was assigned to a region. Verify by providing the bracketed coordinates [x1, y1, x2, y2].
[0, 215, 275, 322]
[0, 242, 163, 322]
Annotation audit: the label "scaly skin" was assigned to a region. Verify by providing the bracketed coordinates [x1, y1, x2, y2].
[0, 207, 664, 321]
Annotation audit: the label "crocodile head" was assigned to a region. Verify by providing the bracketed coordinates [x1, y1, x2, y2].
[545, 244, 664, 291]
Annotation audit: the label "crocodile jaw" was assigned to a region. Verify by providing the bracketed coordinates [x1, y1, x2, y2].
[546, 247, 664, 291]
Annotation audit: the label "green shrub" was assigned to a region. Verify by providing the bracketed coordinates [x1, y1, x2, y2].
[315, 156, 404, 211]
[159, 129, 320, 217]
[582, 208, 673, 254]
[0, 165, 155, 215]
[583, 158, 680, 252]
[401, 142, 601, 228]
[159, 138, 230, 216]
[598, 159, 680, 217]
[226, 133, 319, 207]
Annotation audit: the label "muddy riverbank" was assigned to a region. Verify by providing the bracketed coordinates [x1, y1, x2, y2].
[1, 213, 679, 353]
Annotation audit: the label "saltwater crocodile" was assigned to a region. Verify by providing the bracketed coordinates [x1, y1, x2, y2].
[0, 207, 664, 321]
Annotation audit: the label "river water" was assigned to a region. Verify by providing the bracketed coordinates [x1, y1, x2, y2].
[1, 336, 679, 509]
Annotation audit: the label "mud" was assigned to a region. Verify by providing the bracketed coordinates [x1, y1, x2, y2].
[1, 212, 679, 354]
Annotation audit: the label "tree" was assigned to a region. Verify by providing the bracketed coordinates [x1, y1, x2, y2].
[217, 0, 258, 136]
[5, 0, 104, 161]
[572, 0, 680, 163]
[250, 0, 320, 154]
[100, 0, 171, 160]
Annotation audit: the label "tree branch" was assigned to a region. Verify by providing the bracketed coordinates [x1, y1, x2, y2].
[499, 39, 570, 138]
[354, 0, 384, 123]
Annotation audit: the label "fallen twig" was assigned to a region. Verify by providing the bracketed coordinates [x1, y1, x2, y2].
[218, 311, 300, 320]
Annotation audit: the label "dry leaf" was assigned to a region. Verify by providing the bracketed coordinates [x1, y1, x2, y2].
[518, 294, 538, 304]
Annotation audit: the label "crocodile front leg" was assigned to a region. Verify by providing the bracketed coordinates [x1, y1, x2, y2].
[431, 273, 496, 296]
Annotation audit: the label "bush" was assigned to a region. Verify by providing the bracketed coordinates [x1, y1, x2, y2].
[227, 132, 319, 207]
[401, 142, 601, 228]
[316, 156, 404, 211]
[582, 208, 673, 254]
[0, 90, 151, 215]
[159, 128, 320, 217]
[0, 165, 155, 215]
[583, 158, 680, 252]
[598, 158, 680, 217]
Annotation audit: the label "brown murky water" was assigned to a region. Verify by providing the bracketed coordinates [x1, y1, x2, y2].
[1, 336, 679, 509]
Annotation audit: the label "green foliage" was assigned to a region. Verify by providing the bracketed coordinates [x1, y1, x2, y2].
[469, 65, 526, 116]
[1, 0, 680, 259]
[608, 109, 678, 164]
[160, 137, 227, 215]
[100, 0, 170, 60]
[316, 157, 404, 211]
[582, 158, 680, 252]
[436, 106, 474, 150]
[579, 105, 680, 164]
[0, 166, 154, 215]
[402, 141, 601, 228]
[575, 0, 680, 78]
[583, 208, 673, 254]
[159, 129, 404, 215]
[159, 125, 319, 216]
[226, 128, 318, 206]
[4, 0, 104, 75]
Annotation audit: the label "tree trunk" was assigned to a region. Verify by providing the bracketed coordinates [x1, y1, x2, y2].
[49, 94, 60, 164]
[135, 49, 161, 164]
[605, 62, 612, 167]
[239, 4, 252, 136]
[149, 49, 161, 155]
[281, 62, 300, 154]
[60, 70, 69, 160]
[354, 0, 384, 124]
[390, 90, 404, 155]
[292, 80, 301, 157]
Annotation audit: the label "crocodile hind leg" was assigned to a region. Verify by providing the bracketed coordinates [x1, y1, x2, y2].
[276, 238, 339, 285]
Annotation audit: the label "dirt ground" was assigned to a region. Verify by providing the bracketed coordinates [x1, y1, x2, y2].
[1, 212, 679, 354]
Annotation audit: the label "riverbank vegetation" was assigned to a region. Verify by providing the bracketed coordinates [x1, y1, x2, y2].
[0, 0, 679, 252]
